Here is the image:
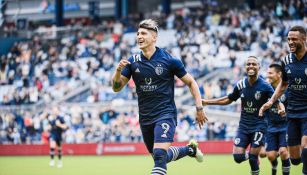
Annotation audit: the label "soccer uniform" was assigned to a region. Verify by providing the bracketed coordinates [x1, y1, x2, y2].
[265, 90, 288, 151]
[121, 47, 187, 153]
[49, 115, 65, 146]
[281, 52, 307, 146]
[228, 77, 274, 148]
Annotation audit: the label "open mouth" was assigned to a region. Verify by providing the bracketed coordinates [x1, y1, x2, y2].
[289, 44, 296, 49]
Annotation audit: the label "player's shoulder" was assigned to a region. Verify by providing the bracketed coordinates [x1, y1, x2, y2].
[128, 53, 142, 63]
[258, 77, 272, 88]
[158, 47, 177, 60]
[281, 53, 295, 65]
[235, 78, 246, 90]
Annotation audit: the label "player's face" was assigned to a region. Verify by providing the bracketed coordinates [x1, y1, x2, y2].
[266, 67, 279, 85]
[245, 57, 259, 77]
[287, 31, 305, 53]
[136, 28, 156, 50]
[51, 106, 59, 115]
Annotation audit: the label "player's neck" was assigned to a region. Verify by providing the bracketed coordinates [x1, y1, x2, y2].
[272, 80, 280, 89]
[141, 45, 156, 60]
[247, 75, 258, 85]
[295, 48, 306, 60]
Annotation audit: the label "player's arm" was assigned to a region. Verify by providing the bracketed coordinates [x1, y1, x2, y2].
[55, 120, 67, 130]
[112, 60, 131, 92]
[202, 96, 233, 106]
[180, 73, 208, 128]
[259, 80, 288, 116]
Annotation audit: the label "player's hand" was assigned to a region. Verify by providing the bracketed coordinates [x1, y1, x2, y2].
[202, 99, 208, 106]
[195, 109, 208, 129]
[116, 60, 131, 72]
[259, 101, 273, 117]
[278, 109, 286, 117]
[277, 102, 286, 117]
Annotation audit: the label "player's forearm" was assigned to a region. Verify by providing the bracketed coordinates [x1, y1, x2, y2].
[112, 69, 123, 92]
[269, 81, 288, 103]
[188, 80, 203, 107]
[202, 96, 232, 106]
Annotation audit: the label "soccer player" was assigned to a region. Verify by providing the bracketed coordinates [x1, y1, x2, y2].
[111, 19, 208, 175]
[48, 106, 67, 168]
[259, 25, 307, 174]
[265, 63, 290, 175]
[202, 56, 280, 175]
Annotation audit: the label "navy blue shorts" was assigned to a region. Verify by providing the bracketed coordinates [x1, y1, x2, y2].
[234, 131, 265, 149]
[50, 134, 62, 146]
[287, 118, 307, 146]
[265, 131, 287, 151]
[140, 118, 176, 153]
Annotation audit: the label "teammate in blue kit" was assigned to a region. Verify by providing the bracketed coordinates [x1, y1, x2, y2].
[111, 19, 208, 175]
[47, 106, 67, 168]
[264, 64, 290, 175]
[260, 25, 307, 175]
[202, 56, 284, 175]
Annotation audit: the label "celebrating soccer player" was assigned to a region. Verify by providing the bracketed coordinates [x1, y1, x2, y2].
[259, 25, 307, 175]
[264, 63, 290, 175]
[111, 19, 208, 175]
[202, 56, 283, 175]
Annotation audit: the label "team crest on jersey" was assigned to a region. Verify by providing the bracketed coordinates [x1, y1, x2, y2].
[295, 78, 301, 84]
[280, 94, 286, 102]
[247, 101, 253, 107]
[254, 91, 261, 100]
[305, 68, 307, 76]
[155, 64, 163, 75]
[145, 78, 152, 85]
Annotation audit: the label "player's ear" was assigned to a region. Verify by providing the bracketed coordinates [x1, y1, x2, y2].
[151, 31, 157, 42]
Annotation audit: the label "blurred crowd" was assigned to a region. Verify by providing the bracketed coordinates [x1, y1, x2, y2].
[0, 0, 306, 144]
[0, 106, 237, 144]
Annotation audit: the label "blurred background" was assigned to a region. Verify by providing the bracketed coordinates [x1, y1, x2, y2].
[0, 0, 306, 151]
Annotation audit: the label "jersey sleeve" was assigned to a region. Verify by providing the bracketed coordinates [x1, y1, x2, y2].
[281, 58, 288, 82]
[227, 85, 240, 102]
[121, 57, 133, 79]
[171, 58, 187, 78]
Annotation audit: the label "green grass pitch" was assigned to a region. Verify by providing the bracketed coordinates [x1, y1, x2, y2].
[0, 155, 302, 175]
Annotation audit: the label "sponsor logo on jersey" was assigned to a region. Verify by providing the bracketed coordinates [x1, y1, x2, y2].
[244, 101, 257, 113]
[140, 77, 157, 92]
[145, 78, 152, 85]
[295, 78, 301, 84]
[247, 101, 253, 107]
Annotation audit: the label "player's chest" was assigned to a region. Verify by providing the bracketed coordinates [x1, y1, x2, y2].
[240, 88, 267, 102]
[130, 61, 171, 82]
[285, 61, 307, 81]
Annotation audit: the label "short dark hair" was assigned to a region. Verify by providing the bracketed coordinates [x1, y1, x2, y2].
[289, 26, 306, 37]
[269, 63, 282, 73]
